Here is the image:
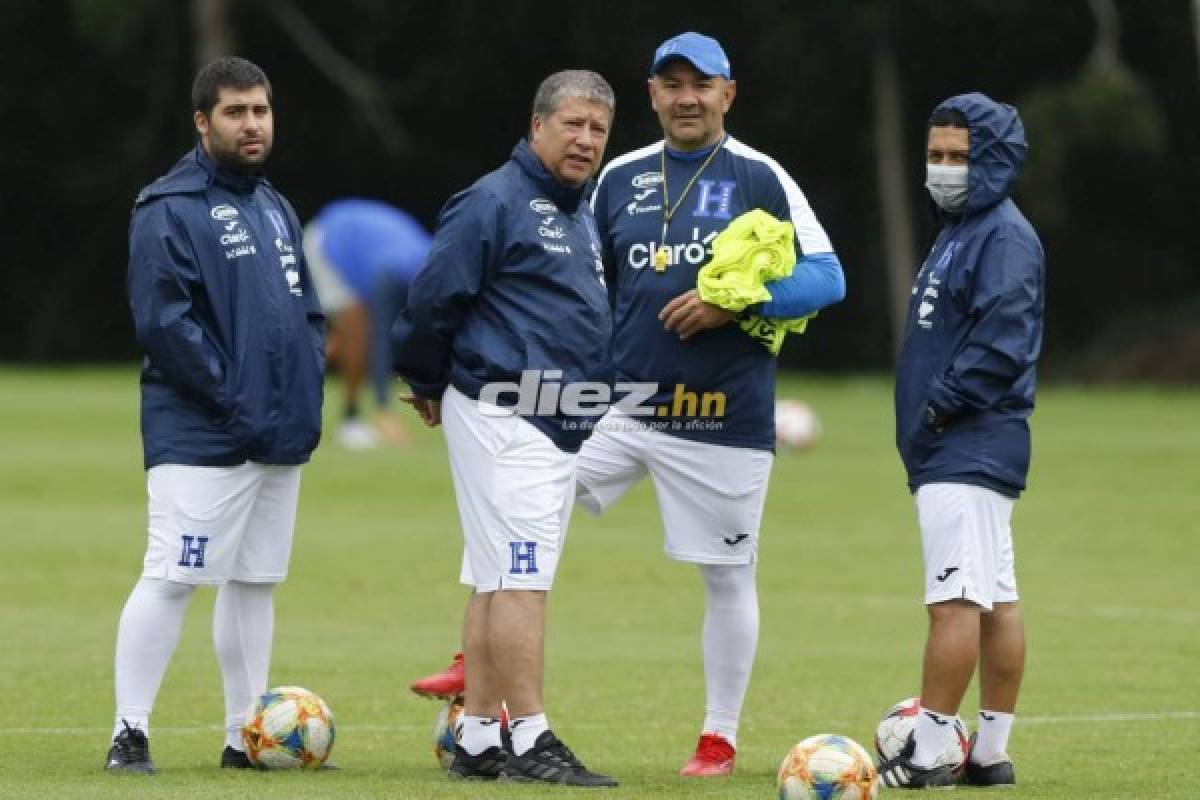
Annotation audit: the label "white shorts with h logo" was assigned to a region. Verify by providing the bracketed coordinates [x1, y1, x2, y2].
[441, 387, 576, 593]
[143, 462, 302, 585]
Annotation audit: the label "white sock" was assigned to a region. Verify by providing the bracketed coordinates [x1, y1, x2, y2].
[113, 577, 195, 740]
[509, 712, 549, 756]
[698, 563, 758, 749]
[459, 714, 502, 755]
[213, 581, 275, 751]
[972, 710, 1014, 764]
[912, 707, 957, 768]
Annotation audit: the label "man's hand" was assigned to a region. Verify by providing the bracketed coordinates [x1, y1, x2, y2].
[400, 394, 442, 427]
[659, 289, 736, 340]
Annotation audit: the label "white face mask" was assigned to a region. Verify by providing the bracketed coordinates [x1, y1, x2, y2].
[926, 164, 969, 212]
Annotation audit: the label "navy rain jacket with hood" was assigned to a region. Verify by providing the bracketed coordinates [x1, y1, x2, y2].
[128, 145, 326, 469]
[392, 139, 612, 453]
[895, 93, 1046, 497]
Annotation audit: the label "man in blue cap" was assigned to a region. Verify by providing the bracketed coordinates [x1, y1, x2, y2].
[879, 93, 1043, 789]
[579, 32, 845, 776]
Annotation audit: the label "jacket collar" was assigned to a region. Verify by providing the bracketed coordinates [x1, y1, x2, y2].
[511, 139, 586, 212]
[194, 142, 263, 195]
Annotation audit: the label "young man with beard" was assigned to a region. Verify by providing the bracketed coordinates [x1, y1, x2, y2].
[108, 57, 325, 774]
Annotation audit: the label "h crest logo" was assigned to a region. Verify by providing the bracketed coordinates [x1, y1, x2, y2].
[177, 534, 209, 568]
[508, 542, 538, 575]
[693, 180, 736, 219]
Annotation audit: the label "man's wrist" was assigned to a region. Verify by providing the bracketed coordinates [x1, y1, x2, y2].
[923, 403, 948, 433]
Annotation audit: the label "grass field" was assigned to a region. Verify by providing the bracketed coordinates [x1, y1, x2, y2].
[1, 367, 1198, 799]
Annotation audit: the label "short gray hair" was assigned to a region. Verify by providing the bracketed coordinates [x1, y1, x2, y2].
[532, 70, 615, 120]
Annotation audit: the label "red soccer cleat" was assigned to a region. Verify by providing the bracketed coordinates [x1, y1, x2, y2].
[679, 732, 736, 777]
[409, 652, 465, 700]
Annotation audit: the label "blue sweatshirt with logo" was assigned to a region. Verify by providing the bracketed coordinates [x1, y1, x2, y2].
[392, 140, 612, 453]
[592, 136, 844, 451]
[128, 145, 326, 469]
[894, 93, 1046, 496]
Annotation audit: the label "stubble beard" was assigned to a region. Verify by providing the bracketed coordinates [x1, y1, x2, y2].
[207, 129, 271, 173]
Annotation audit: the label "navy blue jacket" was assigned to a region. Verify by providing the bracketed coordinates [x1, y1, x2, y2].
[895, 93, 1046, 496]
[128, 145, 326, 469]
[393, 140, 612, 453]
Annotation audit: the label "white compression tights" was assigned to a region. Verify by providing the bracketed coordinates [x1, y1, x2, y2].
[213, 581, 275, 750]
[113, 577, 195, 738]
[699, 563, 759, 747]
[112, 578, 275, 749]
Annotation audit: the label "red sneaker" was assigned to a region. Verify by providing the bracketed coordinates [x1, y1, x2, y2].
[679, 732, 735, 777]
[409, 652, 465, 700]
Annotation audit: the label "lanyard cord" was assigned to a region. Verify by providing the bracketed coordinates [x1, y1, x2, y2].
[659, 135, 726, 249]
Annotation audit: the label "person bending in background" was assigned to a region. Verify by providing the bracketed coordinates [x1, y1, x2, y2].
[303, 198, 432, 450]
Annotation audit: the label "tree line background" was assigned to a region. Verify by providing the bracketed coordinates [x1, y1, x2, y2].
[1, 0, 1196, 380]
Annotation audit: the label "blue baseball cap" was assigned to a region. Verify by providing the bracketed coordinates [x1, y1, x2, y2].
[650, 32, 731, 80]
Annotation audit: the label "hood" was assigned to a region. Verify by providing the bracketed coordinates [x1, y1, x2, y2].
[933, 93, 1026, 214]
[135, 144, 263, 207]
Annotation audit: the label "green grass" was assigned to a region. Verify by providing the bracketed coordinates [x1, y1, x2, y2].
[1, 367, 1198, 798]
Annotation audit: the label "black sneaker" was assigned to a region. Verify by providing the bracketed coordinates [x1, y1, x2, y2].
[877, 734, 956, 789]
[964, 734, 1016, 786]
[448, 744, 507, 781]
[500, 730, 617, 787]
[105, 720, 156, 774]
[220, 745, 260, 769]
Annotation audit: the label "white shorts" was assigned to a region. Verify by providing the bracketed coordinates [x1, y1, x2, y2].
[442, 387, 575, 592]
[144, 462, 302, 585]
[915, 483, 1018, 610]
[302, 223, 357, 313]
[575, 409, 773, 564]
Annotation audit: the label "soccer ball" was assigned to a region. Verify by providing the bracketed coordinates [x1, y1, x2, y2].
[242, 686, 336, 769]
[874, 697, 968, 774]
[777, 733, 879, 800]
[775, 400, 821, 449]
[432, 696, 465, 769]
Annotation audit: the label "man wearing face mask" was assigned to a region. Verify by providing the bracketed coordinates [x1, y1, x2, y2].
[881, 93, 1044, 789]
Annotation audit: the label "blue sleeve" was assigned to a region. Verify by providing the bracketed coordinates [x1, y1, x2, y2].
[759, 251, 846, 319]
[392, 188, 497, 399]
[750, 160, 843, 319]
[127, 201, 233, 417]
[926, 228, 1042, 417]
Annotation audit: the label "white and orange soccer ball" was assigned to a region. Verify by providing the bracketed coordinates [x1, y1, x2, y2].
[242, 686, 336, 769]
[432, 696, 465, 769]
[875, 697, 968, 775]
[777, 733, 879, 800]
[775, 400, 821, 450]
